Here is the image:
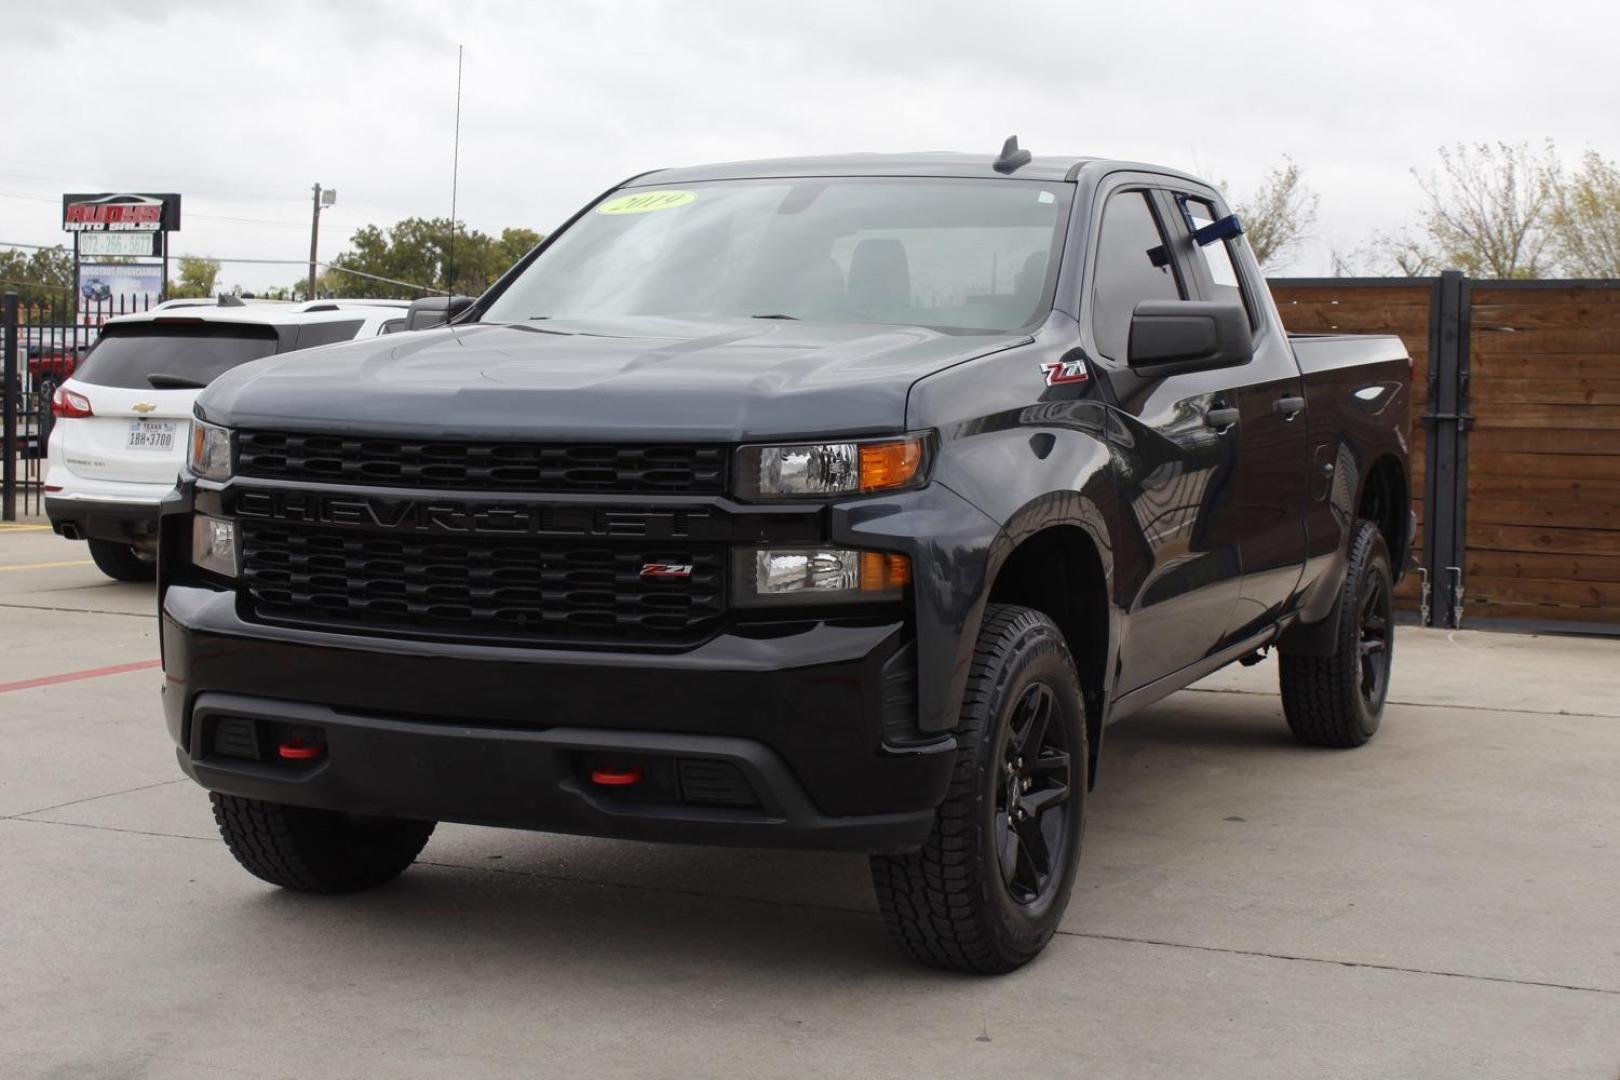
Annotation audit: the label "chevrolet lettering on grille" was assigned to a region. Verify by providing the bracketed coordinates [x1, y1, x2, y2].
[232, 489, 708, 540]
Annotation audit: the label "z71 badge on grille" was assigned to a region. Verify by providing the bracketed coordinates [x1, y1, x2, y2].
[640, 563, 694, 579]
[1040, 359, 1088, 386]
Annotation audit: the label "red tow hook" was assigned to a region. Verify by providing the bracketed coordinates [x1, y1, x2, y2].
[278, 737, 325, 761]
[590, 765, 644, 787]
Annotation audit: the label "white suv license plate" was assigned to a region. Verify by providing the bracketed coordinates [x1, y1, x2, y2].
[127, 420, 176, 451]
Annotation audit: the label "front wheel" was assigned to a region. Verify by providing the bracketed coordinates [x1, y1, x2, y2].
[1279, 519, 1394, 748]
[870, 604, 1087, 974]
[212, 794, 435, 894]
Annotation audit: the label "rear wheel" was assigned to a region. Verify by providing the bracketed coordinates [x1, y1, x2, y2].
[870, 604, 1086, 974]
[1279, 520, 1393, 748]
[87, 538, 155, 582]
[211, 794, 435, 894]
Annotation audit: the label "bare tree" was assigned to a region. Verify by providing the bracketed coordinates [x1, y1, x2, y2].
[1231, 157, 1319, 271]
[1355, 231, 1441, 277]
[1546, 149, 1620, 278]
[1406, 141, 1556, 278]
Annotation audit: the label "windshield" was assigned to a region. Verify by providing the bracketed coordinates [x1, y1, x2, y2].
[73, 323, 280, 389]
[481, 177, 1073, 333]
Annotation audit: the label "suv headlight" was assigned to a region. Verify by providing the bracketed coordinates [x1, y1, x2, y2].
[188, 418, 233, 481]
[735, 436, 928, 500]
[735, 547, 910, 606]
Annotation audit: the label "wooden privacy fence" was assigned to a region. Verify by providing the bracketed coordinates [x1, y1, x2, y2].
[1272, 274, 1620, 632]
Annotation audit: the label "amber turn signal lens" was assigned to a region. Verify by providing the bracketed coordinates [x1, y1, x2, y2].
[859, 551, 912, 592]
[858, 439, 925, 492]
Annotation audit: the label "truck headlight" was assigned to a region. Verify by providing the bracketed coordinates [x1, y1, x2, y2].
[735, 547, 910, 606]
[735, 436, 928, 499]
[192, 514, 239, 578]
[188, 419, 233, 481]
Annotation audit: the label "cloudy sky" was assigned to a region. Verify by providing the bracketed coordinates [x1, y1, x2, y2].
[4, 0, 1616, 291]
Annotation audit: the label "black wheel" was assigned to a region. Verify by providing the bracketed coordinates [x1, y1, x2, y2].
[1279, 520, 1393, 748]
[870, 604, 1087, 974]
[87, 538, 156, 582]
[211, 794, 435, 894]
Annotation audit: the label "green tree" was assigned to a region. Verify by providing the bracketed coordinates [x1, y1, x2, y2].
[0, 245, 76, 314]
[322, 218, 545, 299]
[1546, 149, 1620, 278]
[166, 256, 221, 299]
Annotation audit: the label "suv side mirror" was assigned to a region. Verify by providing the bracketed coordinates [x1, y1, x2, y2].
[404, 295, 475, 331]
[1127, 301, 1252, 377]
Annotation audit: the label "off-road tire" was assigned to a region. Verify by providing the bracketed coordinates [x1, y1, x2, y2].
[87, 539, 155, 582]
[1279, 519, 1393, 748]
[870, 604, 1087, 974]
[211, 794, 435, 894]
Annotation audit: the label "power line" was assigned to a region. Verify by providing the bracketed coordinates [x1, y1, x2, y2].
[0, 189, 304, 230]
[175, 256, 447, 294]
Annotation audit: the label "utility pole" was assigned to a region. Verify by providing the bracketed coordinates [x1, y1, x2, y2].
[307, 183, 336, 299]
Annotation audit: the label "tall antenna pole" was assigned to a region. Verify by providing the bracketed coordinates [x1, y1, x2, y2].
[447, 44, 463, 297]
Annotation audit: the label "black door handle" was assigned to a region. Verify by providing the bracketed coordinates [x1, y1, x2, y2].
[1205, 407, 1240, 431]
[1275, 395, 1305, 420]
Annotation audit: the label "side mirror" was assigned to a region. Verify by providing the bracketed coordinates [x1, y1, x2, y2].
[1127, 301, 1252, 377]
[404, 295, 475, 331]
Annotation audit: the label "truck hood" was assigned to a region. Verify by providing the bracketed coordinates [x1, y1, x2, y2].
[199, 317, 1027, 441]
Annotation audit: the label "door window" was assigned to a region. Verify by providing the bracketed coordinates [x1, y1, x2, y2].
[1184, 197, 1256, 327]
[1089, 191, 1183, 361]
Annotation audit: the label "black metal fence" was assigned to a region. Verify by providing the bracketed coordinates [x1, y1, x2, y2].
[1, 287, 154, 520]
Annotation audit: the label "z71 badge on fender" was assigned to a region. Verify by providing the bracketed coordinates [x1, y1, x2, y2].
[1040, 358, 1088, 386]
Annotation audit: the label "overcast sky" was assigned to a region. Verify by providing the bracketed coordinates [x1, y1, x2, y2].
[4, 0, 1617, 292]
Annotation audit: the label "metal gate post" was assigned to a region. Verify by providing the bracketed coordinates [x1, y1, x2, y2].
[1421, 271, 1472, 628]
[3, 291, 19, 522]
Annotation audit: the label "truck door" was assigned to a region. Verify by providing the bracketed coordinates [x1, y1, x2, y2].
[1173, 193, 1310, 638]
[1084, 184, 1243, 693]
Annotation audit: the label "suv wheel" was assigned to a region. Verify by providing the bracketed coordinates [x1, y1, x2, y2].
[212, 794, 436, 894]
[1278, 519, 1394, 748]
[870, 604, 1086, 974]
[87, 538, 156, 582]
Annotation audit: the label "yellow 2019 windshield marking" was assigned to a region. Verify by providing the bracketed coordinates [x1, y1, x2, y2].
[597, 190, 696, 215]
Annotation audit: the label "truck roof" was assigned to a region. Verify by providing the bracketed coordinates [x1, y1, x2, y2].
[630, 153, 1212, 188]
[635, 153, 1098, 185]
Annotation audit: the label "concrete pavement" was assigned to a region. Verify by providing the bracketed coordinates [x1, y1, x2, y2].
[2, 523, 1617, 1079]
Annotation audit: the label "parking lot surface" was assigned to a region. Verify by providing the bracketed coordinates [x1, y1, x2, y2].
[2, 521, 1617, 1079]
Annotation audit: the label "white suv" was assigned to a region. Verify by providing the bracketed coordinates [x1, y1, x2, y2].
[45, 298, 411, 580]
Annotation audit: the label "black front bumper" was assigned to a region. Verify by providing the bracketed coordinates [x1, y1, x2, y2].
[161, 586, 956, 853]
[47, 496, 161, 550]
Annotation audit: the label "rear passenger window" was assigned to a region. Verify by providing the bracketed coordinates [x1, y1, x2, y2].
[72, 324, 280, 389]
[1090, 192, 1183, 361]
[1184, 197, 1256, 327]
[295, 319, 365, 350]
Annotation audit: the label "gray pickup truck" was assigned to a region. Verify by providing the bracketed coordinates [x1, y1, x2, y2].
[159, 141, 1412, 973]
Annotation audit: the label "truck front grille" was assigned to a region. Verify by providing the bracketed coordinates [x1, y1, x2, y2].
[236, 432, 728, 495]
[239, 522, 725, 644]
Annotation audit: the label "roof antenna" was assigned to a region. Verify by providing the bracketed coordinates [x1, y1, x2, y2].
[993, 135, 1032, 174]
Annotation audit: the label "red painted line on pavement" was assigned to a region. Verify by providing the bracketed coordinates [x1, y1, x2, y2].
[0, 659, 162, 695]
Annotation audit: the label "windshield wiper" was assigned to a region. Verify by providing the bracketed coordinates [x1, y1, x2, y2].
[146, 373, 207, 390]
[750, 313, 798, 320]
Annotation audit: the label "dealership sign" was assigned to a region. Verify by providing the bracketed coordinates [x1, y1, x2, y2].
[61, 192, 182, 233]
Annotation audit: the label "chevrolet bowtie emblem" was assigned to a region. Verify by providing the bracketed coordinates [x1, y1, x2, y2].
[131, 402, 157, 413]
